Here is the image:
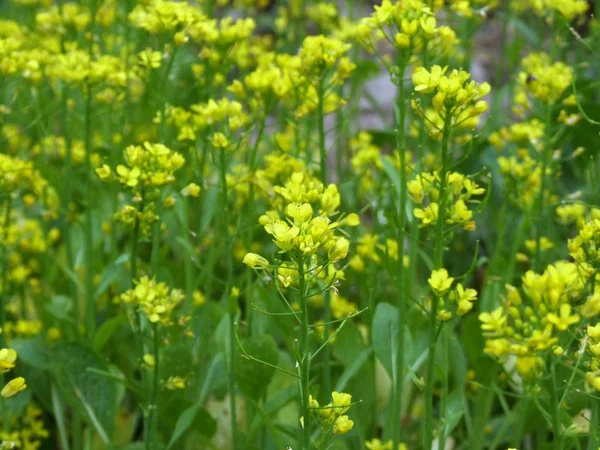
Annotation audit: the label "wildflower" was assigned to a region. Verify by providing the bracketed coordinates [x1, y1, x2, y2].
[428, 269, 454, 297]
[165, 376, 186, 390]
[546, 304, 580, 331]
[0, 349, 17, 374]
[181, 183, 201, 197]
[1, 377, 26, 398]
[143, 354, 156, 369]
[332, 415, 354, 435]
[242, 253, 270, 269]
[331, 391, 352, 414]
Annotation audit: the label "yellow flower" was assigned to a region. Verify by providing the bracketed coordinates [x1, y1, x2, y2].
[181, 183, 201, 197]
[428, 269, 454, 297]
[331, 391, 352, 414]
[143, 354, 156, 369]
[479, 307, 507, 333]
[0, 349, 17, 374]
[165, 376, 186, 390]
[329, 237, 349, 262]
[1, 377, 26, 398]
[95, 164, 112, 180]
[546, 304, 580, 331]
[333, 415, 354, 435]
[242, 253, 270, 269]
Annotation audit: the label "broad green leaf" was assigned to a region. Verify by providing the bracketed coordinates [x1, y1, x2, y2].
[166, 403, 217, 449]
[372, 302, 398, 378]
[11, 337, 50, 370]
[236, 334, 278, 400]
[95, 253, 130, 297]
[333, 321, 366, 368]
[45, 295, 74, 323]
[93, 315, 125, 352]
[335, 347, 373, 392]
[50, 342, 118, 438]
[442, 389, 465, 439]
[199, 187, 219, 235]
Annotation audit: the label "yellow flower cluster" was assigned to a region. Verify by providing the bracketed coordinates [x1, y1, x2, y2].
[409, 171, 485, 230]
[0, 404, 49, 450]
[0, 154, 58, 211]
[0, 348, 26, 399]
[97, 142, 184, 235]
[428, 269, 478, 319]
[480, 262, 585, 379]
[365, 438, 408, 450]
[497, 152, 543, 209]
[510, 0, 589, 21]
[262, 201, 349, 260]
[568, 219, 600, 273]
[167, 98, 249, 142]
[309, 391, 355, 436]
[514, 53, 574, 116]
[350, 132, 384, 194]
[556, 203, 597, 229]
[359, 0, 458, 56]
[585, 323, 600, 391]
[443, 0, 500, 17]
[489, 119, 545, 152]
[1, 215, 57, 290]
[119, 276, 184, 325]
[412, 66, 490, 128]
[348, 233, 409, 273]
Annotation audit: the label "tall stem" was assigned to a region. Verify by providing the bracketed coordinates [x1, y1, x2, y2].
[550, 362, 563, 450]
[423, 111, 453, 450]
[533, 106, 553, 272]
[391, 56, 408, 448]
[145, 324, 160, 450]
[219, 147, 238, 450]
[84, 86, 95, 342]
[0, 197, 12, 349]
[298, 258, 311, 450]
[317, 75, 332, 397]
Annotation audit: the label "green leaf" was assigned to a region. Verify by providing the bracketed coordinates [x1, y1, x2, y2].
[372, 302, 398, 378]
[352, 59, 380, 83]
[95, 253, 129, 297]
[332, 321, 366, 368]
[442, 389, 465, 439]
[50, 342, 118, 438]
[199, 187, 219, 235]
[335, 347, 373, 392]
[45, 295, 74, 323]
[215, 314, 231, 368]
[166, 403, 217, 449]
[93, 315, 125, 352]
[11, 337, 50, 370]
[236, 334, 278, 400]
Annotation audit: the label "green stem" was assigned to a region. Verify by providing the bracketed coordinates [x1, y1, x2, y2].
[391, 55, 408, 448]
[60, 82, 79, 338]
[423, 111, 453, 450]
[588, 399, 599, 450]
[0, 196, 12, 349]
[550, 362, 563, 450]
[84, 86, 95, 342]
[183, 197, 194, 311]
[219, 147, 238, 450]
[533, 106, 553, 272]
[298, 258, 312, 450]
[317, 74, 332, 398]
[145, 324, 160, 450]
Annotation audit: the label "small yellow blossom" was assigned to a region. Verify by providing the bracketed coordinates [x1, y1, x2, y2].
[428, 269, 454, 297]
[1, 377, 26, 398]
